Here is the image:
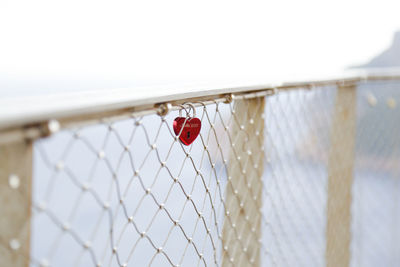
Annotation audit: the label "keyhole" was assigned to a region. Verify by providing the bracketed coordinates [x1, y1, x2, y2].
[187, 131, 190, 139]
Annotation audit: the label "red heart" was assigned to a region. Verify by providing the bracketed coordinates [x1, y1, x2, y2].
[173, 117, 201, 146]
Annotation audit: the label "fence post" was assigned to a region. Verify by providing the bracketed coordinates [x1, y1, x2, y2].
[326, 83, 357, 267]
[222, 97, 265, 267]
[0, 140, 32, 266]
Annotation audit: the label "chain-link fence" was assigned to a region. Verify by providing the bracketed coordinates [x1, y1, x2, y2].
[2, 78, 400, 267]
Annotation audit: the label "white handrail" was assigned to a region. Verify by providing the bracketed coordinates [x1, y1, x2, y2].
[0, 68, 399, 133]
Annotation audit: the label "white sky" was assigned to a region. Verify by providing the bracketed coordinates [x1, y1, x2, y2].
[0, 0, 399, 92]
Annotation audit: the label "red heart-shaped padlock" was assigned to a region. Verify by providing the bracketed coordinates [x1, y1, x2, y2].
[173, 117, 201, 146]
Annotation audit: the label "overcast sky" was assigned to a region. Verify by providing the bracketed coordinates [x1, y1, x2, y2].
[0, 0, 399, 94]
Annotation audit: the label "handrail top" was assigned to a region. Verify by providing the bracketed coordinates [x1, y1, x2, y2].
[1, 68, 400, 131]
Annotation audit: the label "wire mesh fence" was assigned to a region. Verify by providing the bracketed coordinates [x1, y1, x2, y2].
[2, 78, 400, 267]
[262, 85, 337, 267]
[32, 96, 254, 267]
[351, 81, 400, 267]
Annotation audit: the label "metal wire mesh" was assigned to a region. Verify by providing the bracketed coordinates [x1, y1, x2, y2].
[25, 80, 400, 267]
[262, 86, 336, 267]
[32, 98, 248, 267]
[351, 81, 400, 267]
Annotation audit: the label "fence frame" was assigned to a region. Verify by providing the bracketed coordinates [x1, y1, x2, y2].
[326, 83, 357, 267]
[0, 140, 32, 266]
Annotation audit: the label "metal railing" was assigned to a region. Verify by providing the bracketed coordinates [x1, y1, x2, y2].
[1, 70, 400, 267]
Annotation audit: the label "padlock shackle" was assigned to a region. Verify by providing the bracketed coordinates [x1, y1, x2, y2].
[178, 103, 196, 118]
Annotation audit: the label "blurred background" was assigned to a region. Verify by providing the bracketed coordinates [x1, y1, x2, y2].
[0, 0, 399, 96]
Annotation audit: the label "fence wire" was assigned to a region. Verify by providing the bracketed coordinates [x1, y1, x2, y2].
[352, 81, 400, 267]
[23, 80, 400, 267]
[262, 86, 336, 267]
